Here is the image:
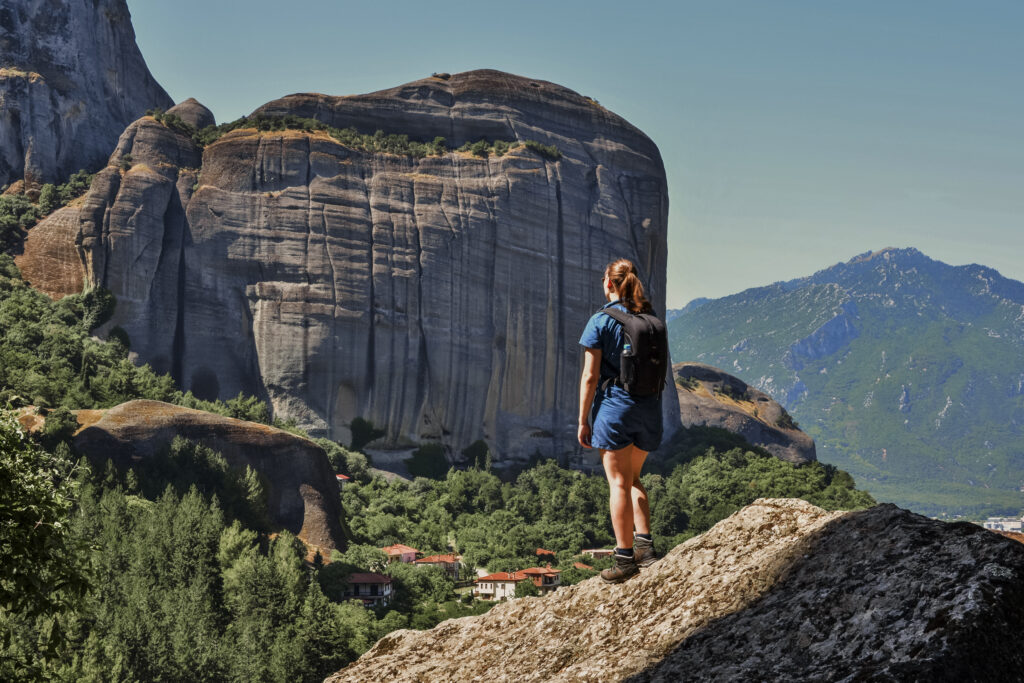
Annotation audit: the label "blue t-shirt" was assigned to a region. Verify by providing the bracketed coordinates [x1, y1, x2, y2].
[578, 300, 630, 389]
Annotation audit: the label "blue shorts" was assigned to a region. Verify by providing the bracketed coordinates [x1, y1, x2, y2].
[590, 386, 663, 452]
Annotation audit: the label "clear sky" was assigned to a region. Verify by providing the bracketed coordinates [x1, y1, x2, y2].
[126, 0, 1023, 308]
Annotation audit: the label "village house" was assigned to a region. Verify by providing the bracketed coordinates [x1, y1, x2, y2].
[414, 554, 462, 580]
[335, 473, 351, 487]
[536, 548, 556, 563]
[574, 561, 594, 570]
[473, 566, 562, 601]
[342, 572, 393, 607]
[381, 543, 419, 563]
[473, 571, 523, 601]
[581, 548, 614, 560]
[519, 566, 561, 594]
[982, 516, 1023, 532]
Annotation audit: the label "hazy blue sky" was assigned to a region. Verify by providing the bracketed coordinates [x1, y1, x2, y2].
[127, 1, 1023, 307]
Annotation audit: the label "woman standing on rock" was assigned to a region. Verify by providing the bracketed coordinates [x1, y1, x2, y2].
[578, 258, 666, 583]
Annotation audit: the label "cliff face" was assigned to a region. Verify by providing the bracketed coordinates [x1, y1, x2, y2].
[674, 362, 816, 463]
[0, 0, 172, 187]
[72, 400, 345, 551]
[57, 70, 679, 466]
[327, 499, 1024, 682]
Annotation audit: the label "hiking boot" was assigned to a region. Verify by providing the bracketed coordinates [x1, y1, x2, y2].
[634, 535, 658, 568]
[600, 551, 639, 584]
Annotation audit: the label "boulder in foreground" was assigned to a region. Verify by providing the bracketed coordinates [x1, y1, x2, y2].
[327, 499, 1024, 682]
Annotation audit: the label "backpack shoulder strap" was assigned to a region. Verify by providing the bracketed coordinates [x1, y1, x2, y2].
[600, 306, 633, 325]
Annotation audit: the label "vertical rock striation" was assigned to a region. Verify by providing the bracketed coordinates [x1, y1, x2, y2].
[70, 70, 678, 466]
[0, 0, 172, 187]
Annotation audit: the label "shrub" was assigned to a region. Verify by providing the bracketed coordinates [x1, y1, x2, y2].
[522, 140, 561, 160]
[350, 417, 386, 451]
[405, 443, 450, 480]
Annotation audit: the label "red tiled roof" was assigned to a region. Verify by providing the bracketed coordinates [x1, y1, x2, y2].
[536, 548, 555, 556]
[475, 571, 525, 583]
[476, 567, 560, 583]
[415, 554, 460, 563]
[520, 566, 560, 576]
[335, 474, 351, 480]
[381, 544, 419, 554]
[574, 562, 594, 570]
[347, 572, 391, 584]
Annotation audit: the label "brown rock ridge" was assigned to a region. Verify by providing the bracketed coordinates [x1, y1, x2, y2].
[27, 69, 680, 466]
[72, 399, 345, 551]
[674, 362, 816, 463]
[327, 499, 1024, 682]
[0, 0, 172, 187]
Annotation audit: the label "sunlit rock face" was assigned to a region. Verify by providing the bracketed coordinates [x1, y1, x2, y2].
[0, 0, 172, 187]
[72, 70, 678, 466]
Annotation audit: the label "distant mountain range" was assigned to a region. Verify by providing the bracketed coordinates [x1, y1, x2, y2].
[668, 247, 1024, 518]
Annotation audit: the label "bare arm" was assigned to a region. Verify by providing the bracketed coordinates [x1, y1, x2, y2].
[578, 348, 601, 448]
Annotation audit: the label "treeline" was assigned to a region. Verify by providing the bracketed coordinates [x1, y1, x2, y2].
[0, 415, 492, 682]
[339, 445, 876, 576]
[146, 108, 562, 160]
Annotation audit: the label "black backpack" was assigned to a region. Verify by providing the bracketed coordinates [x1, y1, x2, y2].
[601, 305, 668, 397]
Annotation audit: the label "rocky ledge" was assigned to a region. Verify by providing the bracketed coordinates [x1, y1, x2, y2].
[327, 499, 1024, 682]
[673, 362, 816, 463]
[72, 399, 345, 551]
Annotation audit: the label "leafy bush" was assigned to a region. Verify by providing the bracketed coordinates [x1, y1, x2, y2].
[514, 579, 540, 598]
[350, 417, 386, 451]
[405, 443, 450, 480]
[522, 140, 562, 160]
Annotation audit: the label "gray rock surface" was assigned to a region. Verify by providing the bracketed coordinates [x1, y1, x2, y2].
[165, 97, 214, 129]
[66, 70, 679, 466]
[674, 362, 816, 463]
[326, 499, 1024, 682]
[72, 399, 345, 552]
[0, 0, 172, 187]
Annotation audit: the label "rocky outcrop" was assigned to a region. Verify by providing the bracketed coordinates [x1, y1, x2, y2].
[0, 0, 172, 188]
[72, 399, 344, 551]
[674, 362, 815, 463]
[327, 499, 1024, 682]
[56, 69, 678, 466]
[14, 204, 84, 297]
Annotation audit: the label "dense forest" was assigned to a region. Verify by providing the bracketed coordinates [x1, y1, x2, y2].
[1, 182, 874, 680]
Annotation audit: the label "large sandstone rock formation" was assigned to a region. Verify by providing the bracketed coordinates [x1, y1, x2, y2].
[674, 362, 816, 463]
[72, 399, 345, 551]
[0, 0, 172, 188]
[30, 69, 679, 466]
[327, 499, 1024, 682]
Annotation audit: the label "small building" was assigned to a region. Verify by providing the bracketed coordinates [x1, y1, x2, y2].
[519, 566, 561, 594]
[415, 554, 462, 580]
[581, 548, 614, 560]
[983, 517, 1023, 532]
[381, 543, 419, 563]
[335, 473, 351, 487]
[343, 572, 393, 607]
[473, 572, 523, 601]
[574, 561, 594, 570]
[536, 548, 556, 562]
[474, 566, 562, 600]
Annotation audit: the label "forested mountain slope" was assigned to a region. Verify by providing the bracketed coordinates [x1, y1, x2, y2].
[670, 248, 1024, 517]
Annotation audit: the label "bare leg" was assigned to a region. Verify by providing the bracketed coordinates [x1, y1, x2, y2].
[630, 446, 651, 535]
[601, 446, 635, 549]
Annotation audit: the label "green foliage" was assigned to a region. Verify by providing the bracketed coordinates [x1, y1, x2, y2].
[316, 438, 370, 482]
[189, 113, 558, 164]
[0, 411, 90, 620]
[0, 169, 93, 256]
[350, 416, 385, 451]
[522, 139, 562, 160]
[41, 406, 78, 451]
[668, 251, 1024, 517]
[775, 408, 799, 430]
[405, 443, 451, 480]
[514, 579, 540, 598]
